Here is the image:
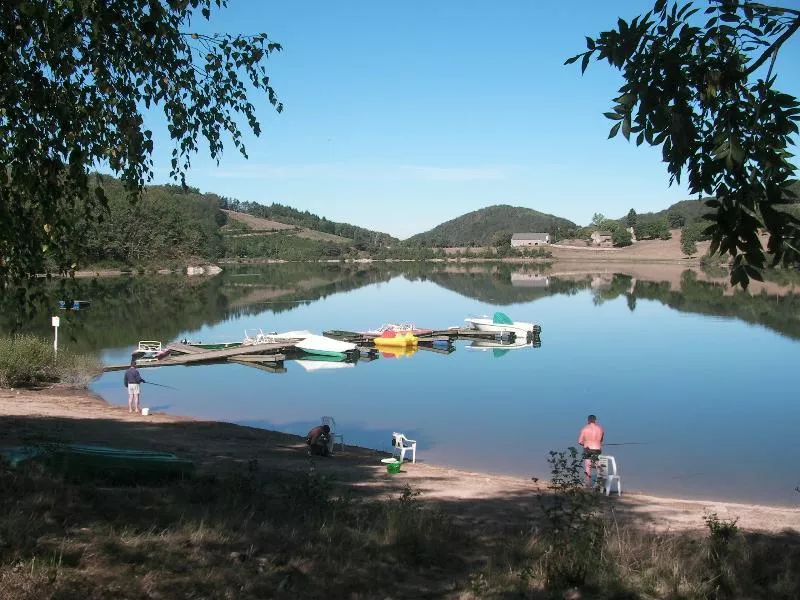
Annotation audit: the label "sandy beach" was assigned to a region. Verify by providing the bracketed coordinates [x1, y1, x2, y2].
[2, 385, 798, 535]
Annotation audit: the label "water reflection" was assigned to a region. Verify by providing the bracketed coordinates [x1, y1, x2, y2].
[8, 261, 795, 505]
[2, 262, 799, 352]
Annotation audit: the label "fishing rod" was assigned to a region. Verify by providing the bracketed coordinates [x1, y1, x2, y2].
[143, 381, 178, 390]
[605, 442, 649, 446]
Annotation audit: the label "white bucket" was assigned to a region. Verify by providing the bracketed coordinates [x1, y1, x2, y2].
[141, 408, 150, 416]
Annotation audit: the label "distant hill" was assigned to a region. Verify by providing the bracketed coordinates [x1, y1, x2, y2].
[220, 199, 397, 248]
[405, 205, 578, 247]
[79, 176, 399, 266]
[620, 180, 800, 227]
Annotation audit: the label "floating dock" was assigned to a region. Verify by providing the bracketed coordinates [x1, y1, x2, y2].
[103, 326, 540, 374]
[104, 341, 292, 372]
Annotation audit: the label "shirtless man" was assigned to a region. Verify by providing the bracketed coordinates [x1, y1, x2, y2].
[578, 414, 604, 485]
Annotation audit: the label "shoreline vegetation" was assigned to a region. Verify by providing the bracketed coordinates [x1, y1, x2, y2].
[1, 384, 799, 599]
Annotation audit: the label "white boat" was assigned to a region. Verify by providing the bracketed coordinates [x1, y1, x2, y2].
[274, 330, 358, 358]
[464, 312, 539, 336]
[242, 329, 304, 346]
[132, 340, 166, 362]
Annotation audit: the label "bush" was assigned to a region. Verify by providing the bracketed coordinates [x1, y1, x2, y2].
[537, 448, 605, 590]
[612, 228, 633, 247]
[681, 227, 698, 255]
[0, 335, 100, 388]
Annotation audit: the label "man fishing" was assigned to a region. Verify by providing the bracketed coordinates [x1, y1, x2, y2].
[123, 360, 145, 414]
[578, 414, 604, 485]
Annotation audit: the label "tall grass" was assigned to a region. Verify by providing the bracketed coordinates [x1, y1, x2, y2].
[0, 334, 100, 388]
[0, 452, 798, 599]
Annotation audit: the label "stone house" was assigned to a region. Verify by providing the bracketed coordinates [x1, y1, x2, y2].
[510, 233, 550, 247]
[590, 230, 613, 245]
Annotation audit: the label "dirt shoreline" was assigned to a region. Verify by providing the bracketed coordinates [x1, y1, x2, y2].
[2, 385, 798, 535]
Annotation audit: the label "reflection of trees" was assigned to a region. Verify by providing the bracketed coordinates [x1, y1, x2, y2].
[619, 272, 800, 340]
[0, 265, 399, 352]
[421, 267, 588, 304]
[4, 264, 798, 352]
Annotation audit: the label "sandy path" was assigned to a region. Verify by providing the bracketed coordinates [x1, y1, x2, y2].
[2, 386, 798, 534]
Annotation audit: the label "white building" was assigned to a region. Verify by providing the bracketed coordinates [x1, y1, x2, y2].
[510, 233, 550, 247]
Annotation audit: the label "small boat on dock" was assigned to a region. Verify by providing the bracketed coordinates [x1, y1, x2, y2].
[132, 341, 170, 362]
[372, 330, 419, 347]
[186, 341, 242, 351]
[361, 323, 433, 337]
[464, 312, 540, 337]
[273, 330, 358, 358]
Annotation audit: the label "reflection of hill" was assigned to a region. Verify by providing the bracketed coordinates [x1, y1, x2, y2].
[419, 266, 589, 304]
[635, 273, 800, 341]
[585, 269, 800, 340]
[421, 263, 800, 341]
[0, 265, 397, 352]
[4, 263, 798, 353]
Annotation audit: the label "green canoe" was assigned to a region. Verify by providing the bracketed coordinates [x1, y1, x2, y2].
[1, 444, 195, 479]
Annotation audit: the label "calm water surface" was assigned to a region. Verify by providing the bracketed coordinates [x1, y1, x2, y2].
[31, 264, 800, 506]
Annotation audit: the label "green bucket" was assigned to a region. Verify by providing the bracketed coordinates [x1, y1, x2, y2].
[386, 461, 401, 474]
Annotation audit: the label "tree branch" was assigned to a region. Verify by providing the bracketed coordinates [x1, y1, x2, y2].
[743, 2, 800, 18]
[744, 15, 800, 75]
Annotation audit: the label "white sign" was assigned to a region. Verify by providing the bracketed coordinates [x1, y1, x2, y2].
[51, 316, 60, 327]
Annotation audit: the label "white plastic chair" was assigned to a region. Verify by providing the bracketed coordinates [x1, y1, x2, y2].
[597, 455, 622, 496]
[392, 432, 417, 463]
[321, 416, 344, 452]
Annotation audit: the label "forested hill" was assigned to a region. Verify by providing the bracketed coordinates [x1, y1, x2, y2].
[220, 198, 397, 246]
[78, 176, 398, 266]
[405, 205, 577, 247]
[621, 181, 800, 228]
[82, 177, 227, 264]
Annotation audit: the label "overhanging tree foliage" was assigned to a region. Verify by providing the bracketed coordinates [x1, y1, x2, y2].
[568, 0, 800, 287]
[0, 0, 282, 289]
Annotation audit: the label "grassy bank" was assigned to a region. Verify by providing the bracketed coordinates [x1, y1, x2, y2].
[0, 335, 100, 388]
[1, 441, 797, 599]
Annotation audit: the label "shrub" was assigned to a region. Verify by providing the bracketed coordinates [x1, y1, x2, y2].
[0, 335, 100, 388]
[537, 448, 605, 590]
[612, 228, 633, 247]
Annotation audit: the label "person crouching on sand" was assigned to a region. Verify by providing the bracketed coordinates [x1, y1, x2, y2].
[578, 414, 604, 485]
[306, 424, 331, 456]
[124, 360, 145, 414]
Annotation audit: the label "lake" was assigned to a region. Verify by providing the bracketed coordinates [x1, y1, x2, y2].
[5, 262, 800, 505]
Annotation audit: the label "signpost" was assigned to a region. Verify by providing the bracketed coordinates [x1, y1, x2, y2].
[51, 316, 60, 358]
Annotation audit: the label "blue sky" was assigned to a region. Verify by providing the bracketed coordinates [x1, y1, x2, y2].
[142, 1, 800, 239]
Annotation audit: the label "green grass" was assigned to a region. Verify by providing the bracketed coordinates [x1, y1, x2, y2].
[1, 450, 798, 599]
[0, 335, 101, 388]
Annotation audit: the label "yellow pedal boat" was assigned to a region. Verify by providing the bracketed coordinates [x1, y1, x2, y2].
[373, 331, 419, 347]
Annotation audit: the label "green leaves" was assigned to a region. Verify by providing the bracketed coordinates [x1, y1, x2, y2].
[0, 0, 283, 289]
[568, 0, 800, 287]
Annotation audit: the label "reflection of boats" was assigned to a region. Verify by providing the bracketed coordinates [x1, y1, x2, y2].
[373, 330, 419, 347]
[295, 356, 357, 372]
[132, 340, 169, 362]
[464, 312, 540, 336]
[379, 345, 418, 359]
[361, 323, 433, 336]
[467, 336, 540, 357]
[467, 338, 535, 351]
[58, 299, 91, 310]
